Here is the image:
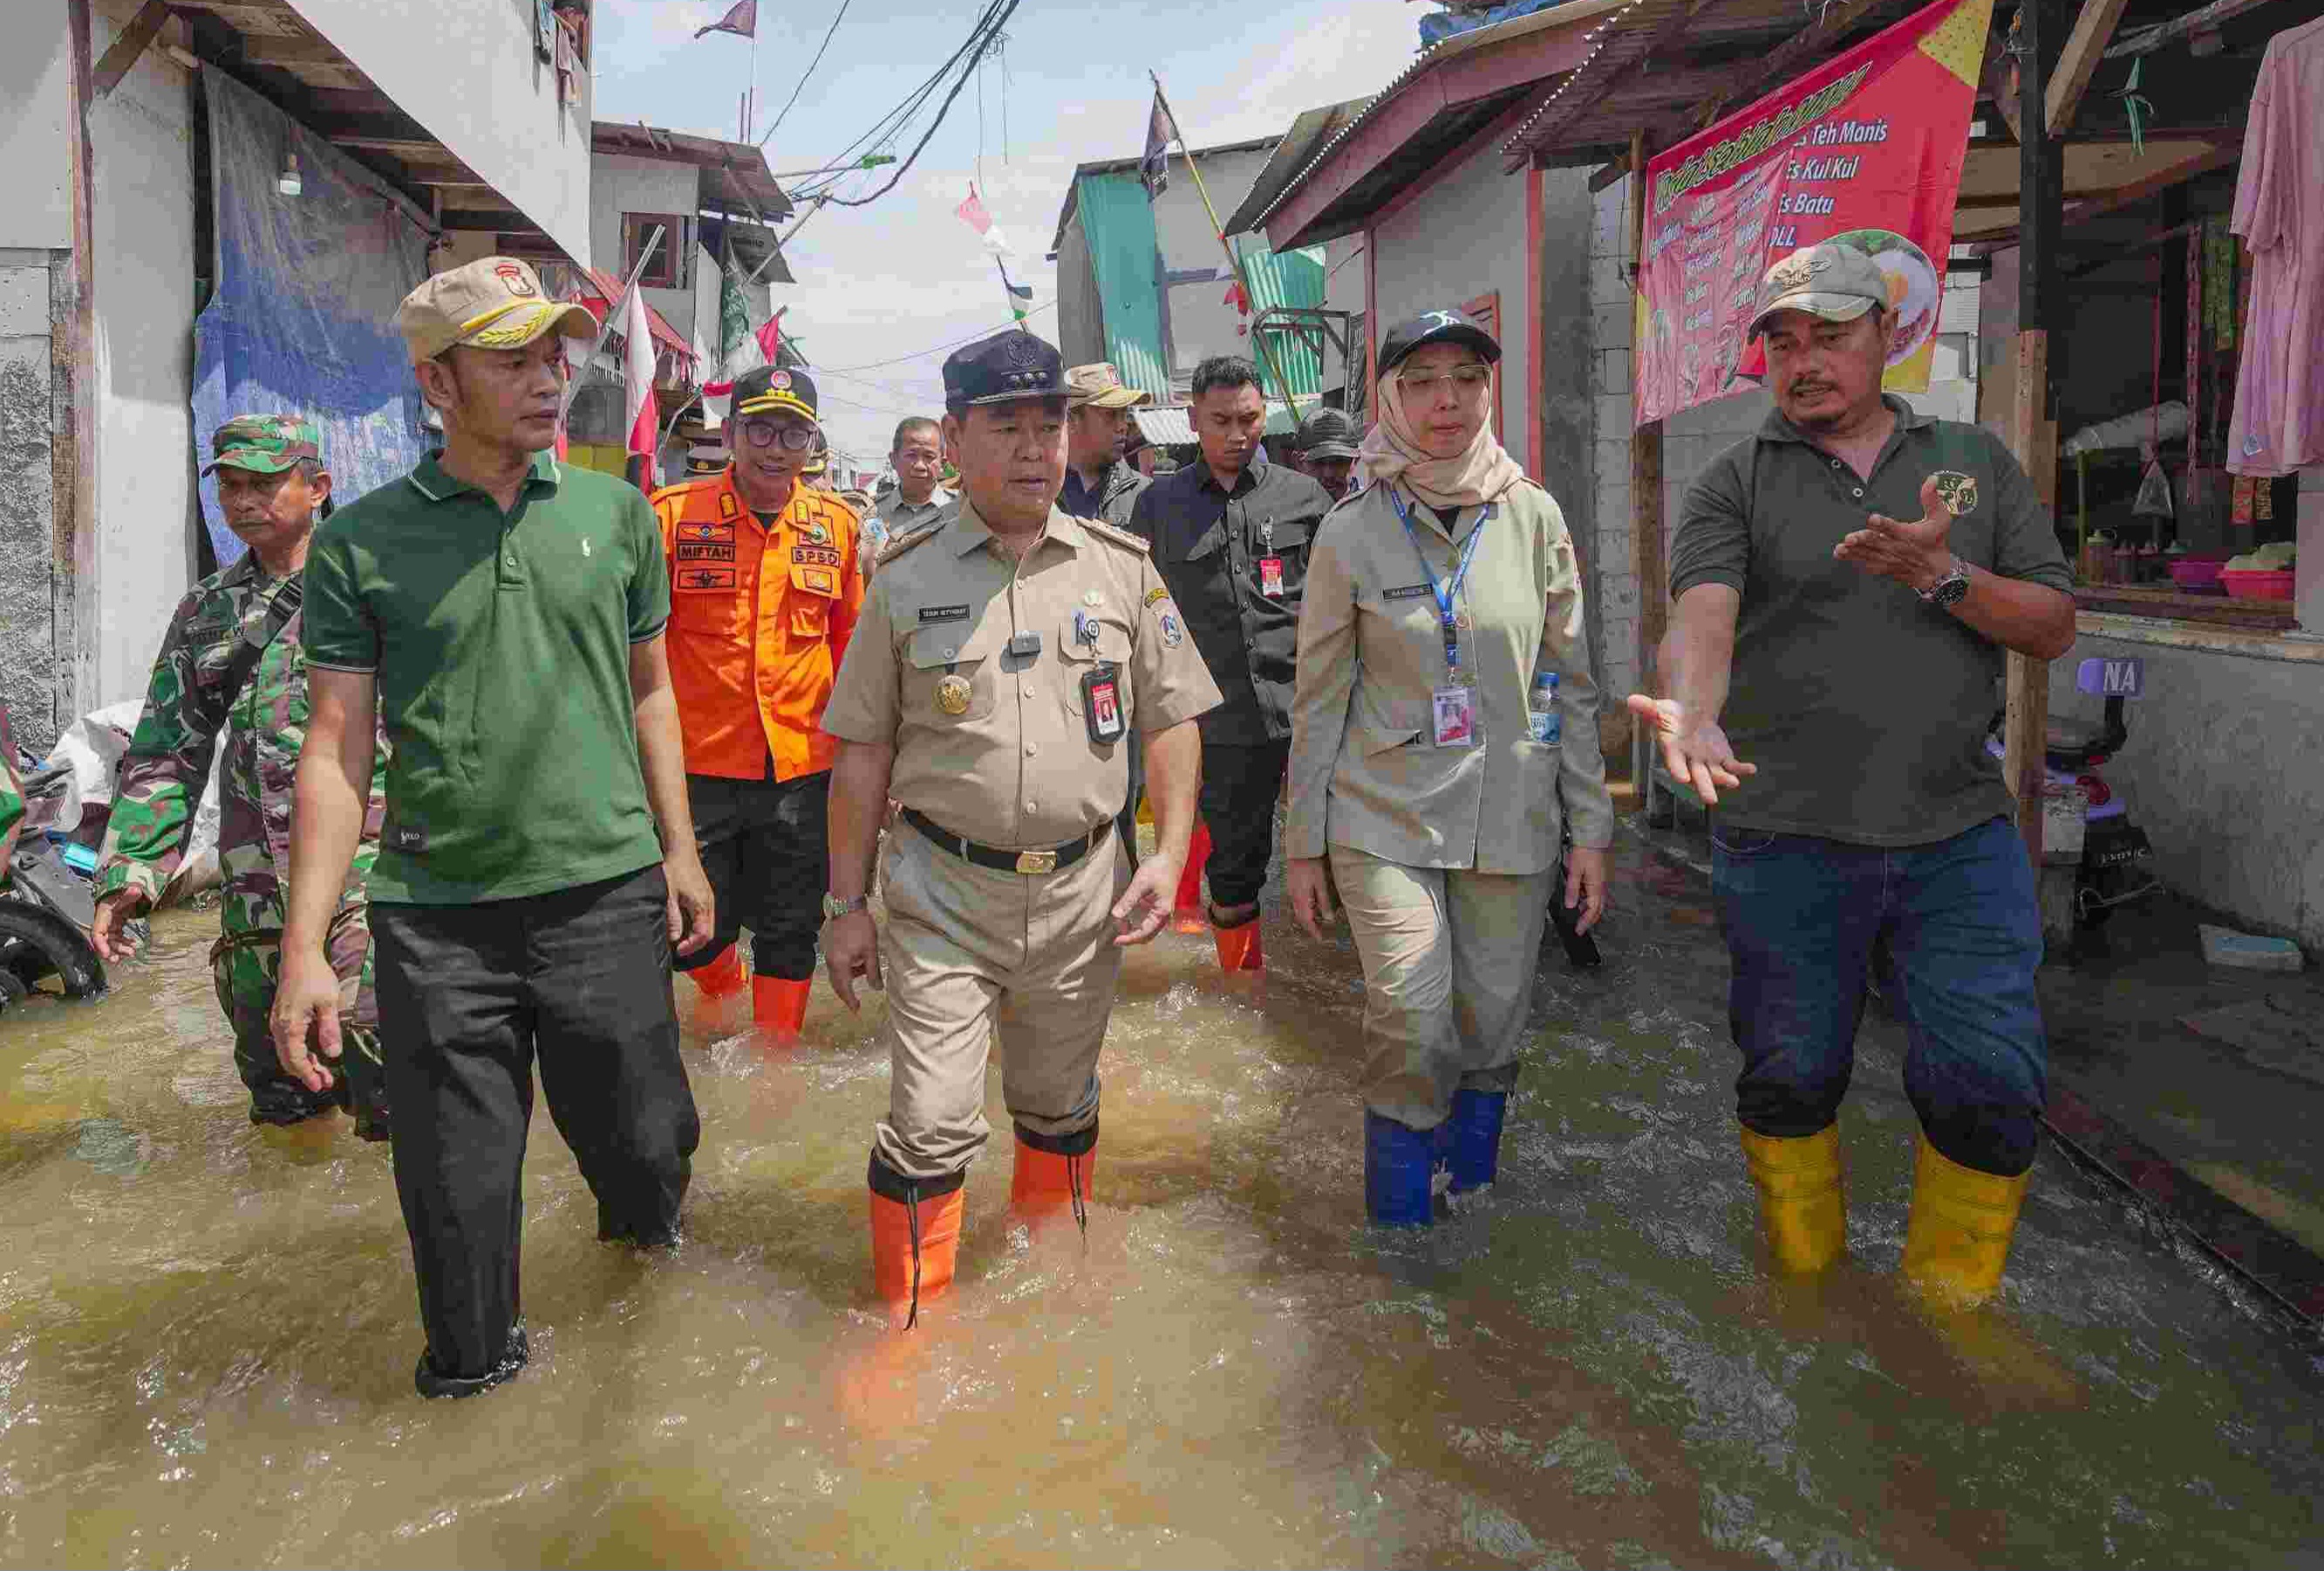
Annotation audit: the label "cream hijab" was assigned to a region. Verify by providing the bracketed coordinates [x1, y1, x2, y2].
[1355, 362, 1525, 511]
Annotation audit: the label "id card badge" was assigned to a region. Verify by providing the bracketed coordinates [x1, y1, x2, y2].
[1082, 664, 1125, 744]
[1258, 556, 1285, 598]
[1431, 685, 1476, 748]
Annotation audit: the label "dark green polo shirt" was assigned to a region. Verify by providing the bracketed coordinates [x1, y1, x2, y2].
[1669, 397, 2073, 847]
[303, 452, 671, 903]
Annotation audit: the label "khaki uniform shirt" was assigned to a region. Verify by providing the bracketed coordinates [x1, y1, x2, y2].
[821, 500, 1222, 849]
[1287, 477, 1614, 874]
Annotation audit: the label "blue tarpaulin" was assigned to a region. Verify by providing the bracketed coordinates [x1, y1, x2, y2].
[192, 67, 430, 566]
[1417, 0, 1564, 48]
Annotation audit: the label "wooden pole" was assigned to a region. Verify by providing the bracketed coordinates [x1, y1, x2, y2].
[64, 0, 98, 724]
[1629, 130, 1667, 709]
[1149, 72, 1299, 418]
[2004, 0, 2065, 867]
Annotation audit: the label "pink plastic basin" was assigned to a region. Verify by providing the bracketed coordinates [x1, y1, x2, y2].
[2220, 569, 2295, 601]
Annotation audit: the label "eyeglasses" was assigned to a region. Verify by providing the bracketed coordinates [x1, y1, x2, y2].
[737, 419, 816, 451]
[1401, 365, 1492, 398]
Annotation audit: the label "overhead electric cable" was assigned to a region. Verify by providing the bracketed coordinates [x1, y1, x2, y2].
[757, 0, 855, 149]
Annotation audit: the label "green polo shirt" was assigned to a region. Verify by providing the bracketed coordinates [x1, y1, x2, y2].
[1669, 397, 2074, 847]
[303, 451, 671, 904]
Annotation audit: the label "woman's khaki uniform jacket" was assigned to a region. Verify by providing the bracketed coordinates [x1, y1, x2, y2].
[1287, 477, 1615, 873]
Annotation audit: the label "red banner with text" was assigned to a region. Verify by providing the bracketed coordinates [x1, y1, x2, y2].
[1632, 0, 1993, 425]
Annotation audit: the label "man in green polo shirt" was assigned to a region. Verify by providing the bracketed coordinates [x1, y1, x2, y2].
[1629, 243, 2075, 1322]
[271, 255, 716, 1400]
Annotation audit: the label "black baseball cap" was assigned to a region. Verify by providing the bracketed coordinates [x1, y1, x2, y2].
[1295, 407, 1360, 460]
[944, 330, 1066, 406]
[733, 364, 818, 424]
[1376, 308, 1501, 373]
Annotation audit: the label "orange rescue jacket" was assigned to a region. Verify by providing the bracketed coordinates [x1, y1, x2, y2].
[651, 468, 865, 782]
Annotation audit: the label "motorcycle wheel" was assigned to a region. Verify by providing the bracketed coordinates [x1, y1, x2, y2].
[0, 901, 107, 1000]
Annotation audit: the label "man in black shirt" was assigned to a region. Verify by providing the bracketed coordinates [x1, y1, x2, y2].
[1129, 356, 1332, 975]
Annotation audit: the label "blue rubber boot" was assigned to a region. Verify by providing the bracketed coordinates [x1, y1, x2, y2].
[1444, 1088, 1510, 1196]
[1365, 1111, 1437, 1226]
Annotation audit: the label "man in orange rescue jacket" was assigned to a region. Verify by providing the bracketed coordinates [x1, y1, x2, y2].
[651, 365, 865, 1039]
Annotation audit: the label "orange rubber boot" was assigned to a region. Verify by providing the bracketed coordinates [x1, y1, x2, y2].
[752, 975, 811, 1042]
[869, 1177, 965, 1329]
[1213, 916, 1264, 973]
[1173, 823, 1212, 933]
[1010, 1126, 1097, 1233]
[691, 943, 748, 998]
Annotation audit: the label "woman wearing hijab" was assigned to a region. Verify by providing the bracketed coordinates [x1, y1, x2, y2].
[1286, 308, 1615, 1226]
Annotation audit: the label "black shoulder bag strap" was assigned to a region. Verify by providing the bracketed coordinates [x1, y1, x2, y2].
[201, 577, 304, 734]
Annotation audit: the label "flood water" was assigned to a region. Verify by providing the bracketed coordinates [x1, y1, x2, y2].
[3, 827, 2320, 1568]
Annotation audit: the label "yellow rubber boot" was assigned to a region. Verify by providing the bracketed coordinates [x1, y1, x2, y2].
[1900, 1134, 2028, 1308]
[1738, 1124, 1847, 1274]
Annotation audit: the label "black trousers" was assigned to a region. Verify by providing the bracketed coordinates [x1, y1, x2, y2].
[372, 865, 699, 1385]
[1197, 740, 1291, 912]
[675, 768, 830, 982]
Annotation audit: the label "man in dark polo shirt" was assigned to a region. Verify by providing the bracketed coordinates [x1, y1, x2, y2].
[1629, 243, 2075, 1313]
[271, 256, 715, 1399]
[1128, 356, 1331, 976]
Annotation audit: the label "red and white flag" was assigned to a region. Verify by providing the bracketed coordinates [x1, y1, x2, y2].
[623, 284, 658, 460]
[693, 0, 756, 39]
[955, 184, 1010, 255]
[702, 309, 783, 429]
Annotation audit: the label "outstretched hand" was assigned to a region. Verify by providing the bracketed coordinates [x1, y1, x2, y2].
[1834, 474, 1957, 592]
[1625, 694, 1755, 808]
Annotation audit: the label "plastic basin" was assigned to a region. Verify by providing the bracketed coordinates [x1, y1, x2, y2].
[2166, 557, 2225, 590]
[2220, 569, 2295, 601]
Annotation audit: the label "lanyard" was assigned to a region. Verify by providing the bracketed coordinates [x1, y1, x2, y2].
[1387, 486, 1493, 677]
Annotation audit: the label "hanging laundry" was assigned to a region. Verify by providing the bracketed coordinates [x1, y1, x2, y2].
[2225, 15, 2324, 476]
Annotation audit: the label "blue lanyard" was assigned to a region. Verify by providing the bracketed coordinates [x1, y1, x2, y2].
[1388, 486, 1493, 677]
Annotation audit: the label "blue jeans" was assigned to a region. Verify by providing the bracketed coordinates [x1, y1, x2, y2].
[1712, 816, 2048, 1177]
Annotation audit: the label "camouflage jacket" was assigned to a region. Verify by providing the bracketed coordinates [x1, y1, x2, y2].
[96, 552, 388, 945]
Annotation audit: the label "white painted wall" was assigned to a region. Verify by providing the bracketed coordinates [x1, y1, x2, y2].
[1154, 146, 1272, 375]
[0, 3, 72, 249]
[590, 154, 699, 338]
[87, 0, 199, 710]
[291, 0, 592, 263]
[1371, 140, 1532, 461]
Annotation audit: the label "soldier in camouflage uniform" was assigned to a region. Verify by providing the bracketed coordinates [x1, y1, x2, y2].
[92, 416, 392, 1136]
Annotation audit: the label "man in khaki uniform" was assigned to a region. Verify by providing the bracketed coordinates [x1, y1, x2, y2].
[820, 329, 1219, 1328]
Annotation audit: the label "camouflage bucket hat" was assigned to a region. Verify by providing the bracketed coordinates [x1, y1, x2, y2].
[203, 414, 323, 476]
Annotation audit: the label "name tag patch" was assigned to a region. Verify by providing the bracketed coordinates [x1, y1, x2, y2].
[793, 544, 842, 569]
[1383, 584, 1432, 600]
[676, 542, 736, 563]
[919, 604, 971, 623]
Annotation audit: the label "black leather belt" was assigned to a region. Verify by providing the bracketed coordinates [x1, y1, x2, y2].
[903, 808, 1107, 875]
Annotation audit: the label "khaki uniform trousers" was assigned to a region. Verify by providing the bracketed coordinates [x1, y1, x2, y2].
[873, 820, 1131, 1182]
[1329, 845, 1555, 1130]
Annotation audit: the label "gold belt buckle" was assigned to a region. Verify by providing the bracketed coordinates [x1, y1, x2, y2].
[1014, 848, 1059, 875]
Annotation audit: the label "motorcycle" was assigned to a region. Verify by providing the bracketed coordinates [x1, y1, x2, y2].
[0, 762, 110, 1014]
[1991, 654, 2159, 948]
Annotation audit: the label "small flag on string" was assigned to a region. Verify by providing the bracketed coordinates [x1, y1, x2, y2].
[694, 0, 756, 39]
[997, 258, 1033, 323]
[1140, 92, 1175, 201]
[955, 184, 1010, 255]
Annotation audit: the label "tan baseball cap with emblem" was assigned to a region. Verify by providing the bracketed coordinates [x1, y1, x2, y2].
[393, 255, 598, 363]
[1064, 362, 1151, 409]
[1746, 242, 1891, 340]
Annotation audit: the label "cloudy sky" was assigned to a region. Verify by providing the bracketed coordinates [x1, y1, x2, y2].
[592, 0, 1425, 466]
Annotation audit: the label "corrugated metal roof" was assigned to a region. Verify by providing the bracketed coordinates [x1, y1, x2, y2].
[1133, 400, 1308, 446]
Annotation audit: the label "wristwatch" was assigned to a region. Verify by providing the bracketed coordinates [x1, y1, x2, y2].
[1918, 555, 1972, 608]
[822, 892, 869, 919]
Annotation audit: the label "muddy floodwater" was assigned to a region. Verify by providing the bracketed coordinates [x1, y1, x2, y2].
[2, 830, 2320, 1568]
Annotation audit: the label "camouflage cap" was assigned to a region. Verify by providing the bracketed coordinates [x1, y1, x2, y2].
[203, 413, 323, 476]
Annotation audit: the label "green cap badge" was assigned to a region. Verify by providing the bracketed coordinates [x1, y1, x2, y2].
[203, 413, 323, 476]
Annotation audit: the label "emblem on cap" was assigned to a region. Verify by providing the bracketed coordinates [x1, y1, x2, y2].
[493, 261, 537, 298]
[772, 370, 793, 392]
[1767, 253, 1815, 291]
[1005, 335, 1042, 368]
[1422, 309, 1462, 331]
[936, 674, 973, 715]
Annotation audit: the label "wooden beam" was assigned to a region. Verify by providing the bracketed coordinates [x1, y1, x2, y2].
[2061, 140, 2239, 224]
[92, 0, 171, 98]
[2106, 0, 2281, 56]
[2045, 0, 2136, 133]
[325, 135, 456, 160]
[241, 36, 347, 67]
[1587, 154, 1630, 194]
[1628, 129, 1668, 704]
[64, 0, 99, 723]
